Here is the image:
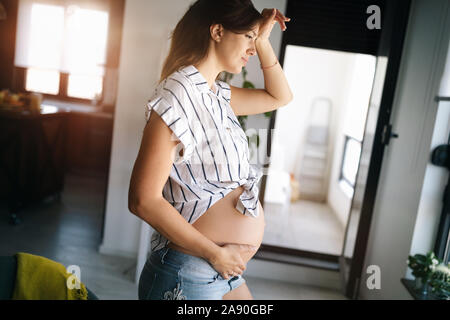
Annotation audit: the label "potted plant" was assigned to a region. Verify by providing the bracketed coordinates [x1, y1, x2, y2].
[219, 67, 273, 157]
[429, 263, 450, 300]
[407, 251, 440, 295]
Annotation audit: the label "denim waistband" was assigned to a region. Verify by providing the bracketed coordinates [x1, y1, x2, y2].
[152, 246, 243, 283]
[155, 246, 216, 272]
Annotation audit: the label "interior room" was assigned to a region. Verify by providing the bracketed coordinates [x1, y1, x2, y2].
[263, 46, 376, 256]
[0, 0, 449, 300]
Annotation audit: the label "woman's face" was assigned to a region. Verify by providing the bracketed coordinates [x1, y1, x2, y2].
[215, 25, 260, 74]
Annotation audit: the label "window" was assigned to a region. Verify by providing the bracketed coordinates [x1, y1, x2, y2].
[26, 67, 60, 95]
[340, 135, 362, 189]
[14, 0, 123, 105]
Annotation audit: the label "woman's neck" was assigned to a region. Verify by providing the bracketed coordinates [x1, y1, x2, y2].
[193, 58, 222, 93]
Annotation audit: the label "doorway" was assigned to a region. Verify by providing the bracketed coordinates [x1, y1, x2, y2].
[263, 46, 376, 256]
[256, 0, 412, 299]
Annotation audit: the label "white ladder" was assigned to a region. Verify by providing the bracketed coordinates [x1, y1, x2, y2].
[296, 97, 332, 202]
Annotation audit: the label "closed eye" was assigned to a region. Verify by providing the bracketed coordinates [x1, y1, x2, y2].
[246, 35, 253, 40]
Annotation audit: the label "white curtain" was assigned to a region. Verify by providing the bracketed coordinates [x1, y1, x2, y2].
[15, 0, 109, 76]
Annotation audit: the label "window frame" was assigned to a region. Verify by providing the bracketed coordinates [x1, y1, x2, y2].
[12, 0, 124, 107]
[19, 67, 105, 105]
[339, 134, 363, 189]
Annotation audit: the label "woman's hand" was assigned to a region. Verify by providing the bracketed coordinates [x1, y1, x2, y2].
[209, 243, 258, 280]
[257, 8, 291, 41]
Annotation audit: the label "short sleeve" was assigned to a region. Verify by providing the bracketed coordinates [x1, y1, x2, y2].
[145, 93, 194, 164]
[217, 80, 231, 102]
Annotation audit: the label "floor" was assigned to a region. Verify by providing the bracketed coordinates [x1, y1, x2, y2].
[263, 200, 345, 255]
[0, 172, 347, 300]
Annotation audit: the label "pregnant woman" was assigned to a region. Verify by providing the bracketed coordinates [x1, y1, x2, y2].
[129, 0, 292, 300]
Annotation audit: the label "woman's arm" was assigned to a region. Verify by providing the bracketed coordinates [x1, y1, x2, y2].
[256, 8, 292, 104]
[228, 8, 293, 116]
[128, 111, 220, 262]
[256, 38, 293, 105]
[229, 38, 293, 116]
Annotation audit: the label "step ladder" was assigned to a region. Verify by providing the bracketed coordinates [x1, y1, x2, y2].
[296, 97, 332, 202]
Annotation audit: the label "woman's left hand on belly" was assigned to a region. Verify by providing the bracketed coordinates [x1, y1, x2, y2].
[220, 243, 261, 266]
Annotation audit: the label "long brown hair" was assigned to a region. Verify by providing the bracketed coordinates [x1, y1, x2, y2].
[159, 0, 263, 83]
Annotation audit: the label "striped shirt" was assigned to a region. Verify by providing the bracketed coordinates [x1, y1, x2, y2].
[145, 65, 263, 253]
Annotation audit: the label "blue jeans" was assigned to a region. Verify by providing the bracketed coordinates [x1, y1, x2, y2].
[138, 246, 246, 300]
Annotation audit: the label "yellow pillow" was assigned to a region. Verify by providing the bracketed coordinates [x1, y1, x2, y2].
[12, 252, 87, 300]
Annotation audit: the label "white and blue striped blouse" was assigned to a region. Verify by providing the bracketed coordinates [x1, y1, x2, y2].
[145, 65, 263, 253]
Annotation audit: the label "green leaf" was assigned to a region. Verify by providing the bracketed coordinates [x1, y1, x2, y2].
[243, 81, 255, 89]
[237, 115, 247, 130]
[221, 71, 234, 83]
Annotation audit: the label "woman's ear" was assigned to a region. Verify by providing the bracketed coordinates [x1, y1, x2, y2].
[210, 24, 223, 42]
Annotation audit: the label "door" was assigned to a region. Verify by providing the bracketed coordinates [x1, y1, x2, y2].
[339, 0, 412, 299]
[258, 0, 411, 299]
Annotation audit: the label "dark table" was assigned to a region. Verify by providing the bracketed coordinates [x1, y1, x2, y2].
[0, 105, 69, 224]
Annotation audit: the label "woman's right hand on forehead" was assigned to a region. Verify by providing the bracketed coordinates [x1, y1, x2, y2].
[258, 8, 291, 40]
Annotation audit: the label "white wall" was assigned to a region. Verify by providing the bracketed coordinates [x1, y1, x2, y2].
[275, 46, 355, 179]
[358, 0, 450, 299]
[328, 54, 376, 228]
[100, 0, 287, 258]
[410, 101, 450, 262]
[409, 24, 450, 264]
[99, 0, 192, 257]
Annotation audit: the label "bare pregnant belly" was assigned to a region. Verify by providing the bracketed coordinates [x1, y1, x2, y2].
[167, 186, 265, 264]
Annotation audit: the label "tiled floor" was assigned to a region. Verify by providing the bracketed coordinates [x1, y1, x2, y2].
[0, 172, 347, 300]
[263, 200, 345, 255]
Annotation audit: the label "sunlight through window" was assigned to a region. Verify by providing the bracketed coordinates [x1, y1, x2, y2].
[26, 68, 59, 95]
[28, 4, 64, 70]
[17, 2, 109, 100]
[24, 4, 64, 94]
[68, 74, 103, 100]
[64, 6, 109, 99]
